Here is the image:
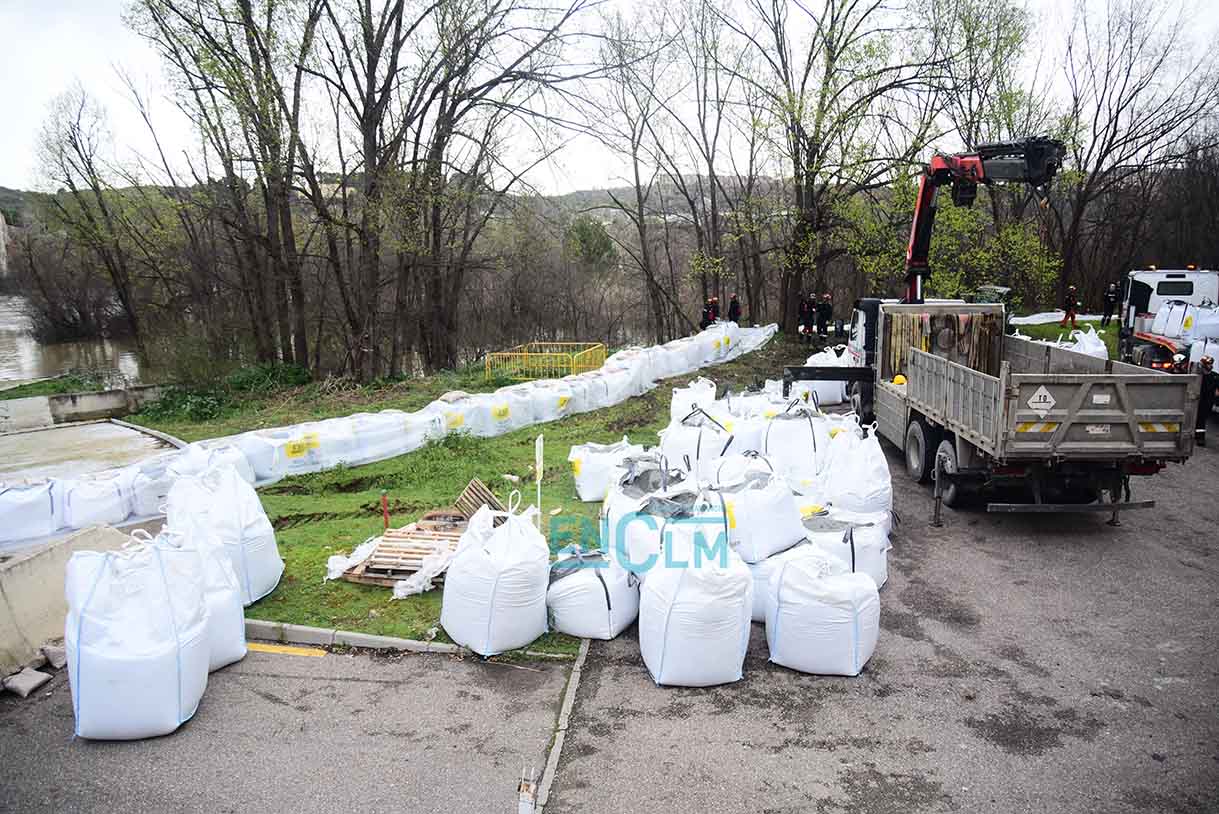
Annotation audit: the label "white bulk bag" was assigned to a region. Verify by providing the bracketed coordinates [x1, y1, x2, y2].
[747, 544, 847, 622]
[825, 430, 892, 515]
[441, 502, 550, 655]
[710, 452, 776, 486]
[405, 409, 447, 446]
[497, 385, 536, 430]
[659, 411, 740, 481]
[127, 452, 178, 517]
[568, 436, 645, 502]
[712, 473, 807, 563]
[528, 381, 574, 423]
[65, 544, 210, 740]
[791, 348, 847, 407]
[765, 566, 880, 677]
[660, 341, 693, 377]
[345, 411, 410, 464]
[165, 465, 284, 605]
[612, 490, 725, 580]
[561, 376, 591, 414]
[761, 408, 831, 493]
[0, 480, 61, 542]
[1068, 327, 1108, 360]
[599, 366, 635, 406]
[63, 472, 133, 529]
[146, 529, 246, 672]
[170, 442, 256, 484]
[233, 428, 293, 481]
[671, 377, 717, 423]
[638, 537, 752, 687]
[1190, 338, 1219, 364]
[425, 393, 493, 438]
[807, 523, 890, 589]
[600, 456, 688, 561]
[547, 548, 639, 640]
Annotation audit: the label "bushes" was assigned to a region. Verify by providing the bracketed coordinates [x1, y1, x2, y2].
[224, 363, 311, 393]
[139, 363, 312, 422]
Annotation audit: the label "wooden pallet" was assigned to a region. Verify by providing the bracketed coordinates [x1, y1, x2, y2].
[455, 478, 505, 519]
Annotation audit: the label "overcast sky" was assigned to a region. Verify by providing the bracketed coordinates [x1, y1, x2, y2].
[1, 0, 1215, 196]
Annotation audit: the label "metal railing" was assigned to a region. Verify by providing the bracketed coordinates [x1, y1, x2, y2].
[485, 342, 607, 381]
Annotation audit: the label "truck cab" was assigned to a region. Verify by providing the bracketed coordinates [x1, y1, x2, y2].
[1121, 267, 1219, 367]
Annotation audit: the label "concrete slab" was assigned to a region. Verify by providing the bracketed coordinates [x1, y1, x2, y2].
[0, 648, 569, 813]
[0, 421, 174, 481]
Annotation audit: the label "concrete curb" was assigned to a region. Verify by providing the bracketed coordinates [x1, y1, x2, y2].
[243, 619, 575, 661]
[536, 637, 591, 812]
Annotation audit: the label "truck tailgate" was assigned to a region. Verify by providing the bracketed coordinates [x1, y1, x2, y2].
[1002, 372, 1198, 461]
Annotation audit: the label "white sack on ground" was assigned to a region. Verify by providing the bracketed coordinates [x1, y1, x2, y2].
[712, 472, 807, 563]
[0, 480, 61, 542]
[560, 375, 591, 414]
[326, 536, 380, 581]
[166, 464, 284, 606]
[792, 348, 847, 407]
[127, 452, 178, 517]
[601, 454, 688, 562]
[638, 537, 752, 687]
[148, 528, 247, 672]
[1068, 327, 1109, 360]
[568, 436, 645, 502]
[824, 430, 892, 515]
[440, 502, 549, 656]
[547, 547, 639, 640]
[497, 385, 536, 431]
[766, 565, 880, 677]
[611, 490, 725, 581]
[65, 544, 210, 740]
[671, 377, 717, 423]
[762, 408, 831, 495]
[807, 524, 891, 589]
[527, 380, 574, 423]
[710, 452, 776, 486]
[63, 471, 134, 530]
[344, 412, 412, 464]
[747, 544, 847, 623]
[659, 410, 739, 481]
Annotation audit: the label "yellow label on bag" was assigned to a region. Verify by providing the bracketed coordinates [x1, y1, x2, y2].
[558, 396, 570, 409]
[829, 427, 843, 438]
[723, 419, 735, 433]
[799, 503, 825, 517]
[492, 405, 510, 421]
[445, 412, 464, 429]
[571, 458, 582, 476]
[725, 499, 737, 530]
[284, 432, 320, 459]
[1184, 315, 1194, 329]
[714, 338, 722, 350]
[764, 408, 778, 418]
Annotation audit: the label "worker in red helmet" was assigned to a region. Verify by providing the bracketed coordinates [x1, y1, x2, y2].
[699, 298, 712, 330]
[1060, 285, 1079, 329]
[727, 293, 741, 324]
[1197, 355, 1217, 446]
[798, 293, 816, 344]
[709, 296, 720, 322]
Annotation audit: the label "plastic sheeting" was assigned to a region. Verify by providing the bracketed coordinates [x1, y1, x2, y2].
[165, 465, 284, 606]
[638, 537, 752, 687]
[765, 566, 880, 677]
[65, 544, 210, 740]
[440, 502, 550, 656]
[547, 548, 639, 640]
[568, 436, 645, 502]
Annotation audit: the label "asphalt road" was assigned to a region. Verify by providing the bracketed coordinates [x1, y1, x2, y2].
[2, 438, 1217, 813]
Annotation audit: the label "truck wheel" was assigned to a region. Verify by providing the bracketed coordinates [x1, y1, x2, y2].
[905, 419, 938, 483]
[934, 439, 963, 507]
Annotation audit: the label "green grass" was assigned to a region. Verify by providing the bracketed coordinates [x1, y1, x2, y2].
[0, 372, 109, 400]
[127, 333, 810, 657]
[1013, 319, 1119, 359]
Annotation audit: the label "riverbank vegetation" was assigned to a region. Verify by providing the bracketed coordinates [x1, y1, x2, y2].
[3, 0, 1213, 382]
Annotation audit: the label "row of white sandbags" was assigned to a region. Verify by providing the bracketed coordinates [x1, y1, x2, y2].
[1151, 301, 1219, 343]
[0, 322, 778, 547]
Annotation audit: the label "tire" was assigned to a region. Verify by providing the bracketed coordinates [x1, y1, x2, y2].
[905, 418, 937, 483]
[934, 439, 962, 507]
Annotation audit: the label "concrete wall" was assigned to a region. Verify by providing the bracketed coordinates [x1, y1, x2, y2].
[0, 525, 141, 677]
[0, 385, 164, 433]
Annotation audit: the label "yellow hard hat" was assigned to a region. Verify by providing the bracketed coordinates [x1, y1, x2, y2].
[893, 374, 908, 385]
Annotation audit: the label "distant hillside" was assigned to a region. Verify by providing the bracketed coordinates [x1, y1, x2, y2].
[0, 186, 29, 225]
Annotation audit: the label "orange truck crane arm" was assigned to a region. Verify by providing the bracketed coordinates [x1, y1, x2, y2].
[904, 137, 1066, 304]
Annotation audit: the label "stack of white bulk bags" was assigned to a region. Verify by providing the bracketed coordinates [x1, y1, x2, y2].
[425, 392, 493, 438]
[638, 536, 752, 687]
[712, 471, 807, 563]
[568, 436, 646, 502]
[659, 340, 693, 377]
[599, 366, 635, 406]
[765, 563, 880, 677]
[761, 408, 831, 495]
[791, 348, 848, 407]
[166, 464, 283, 605]
[65, 544, 210, 739]
[601, 454, 688, 563]
[825, 430, 892, 516]
[670, 377, 717, 423]
[546, 547, 639, 640]
[0, 480, 62, 542]
[144, 528, 247, 672]
[747, 544, 847, 622]
[345, 411, 411, 464]
[441, 502, 550, 655]
[605, 348, 652, 396]
[659, 410, 739, 481]
[62, 470, 134, 530]
[474, 391, 516, 437]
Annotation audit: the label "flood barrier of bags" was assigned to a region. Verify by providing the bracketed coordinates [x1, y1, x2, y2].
[0, 323, 777, 548]
[440, 500, 550, 656]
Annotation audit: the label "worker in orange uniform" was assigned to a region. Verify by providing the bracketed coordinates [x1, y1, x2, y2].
[1060, 285, 1080, 329]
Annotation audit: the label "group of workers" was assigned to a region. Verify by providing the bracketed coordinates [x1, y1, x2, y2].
[698, 293, 741, 329]
[1060, 282, 1122, 329]
[797, 292, 835, 344]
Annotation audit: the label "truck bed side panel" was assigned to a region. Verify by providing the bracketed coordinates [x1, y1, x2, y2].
[874, 381, 907, 448]
[907, 350, 1002, 456]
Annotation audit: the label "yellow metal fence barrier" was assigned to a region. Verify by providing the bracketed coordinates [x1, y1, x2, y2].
[485, 342, 607, 381]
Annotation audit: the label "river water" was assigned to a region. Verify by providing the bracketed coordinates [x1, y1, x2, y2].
[0, 295, 146, 385]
